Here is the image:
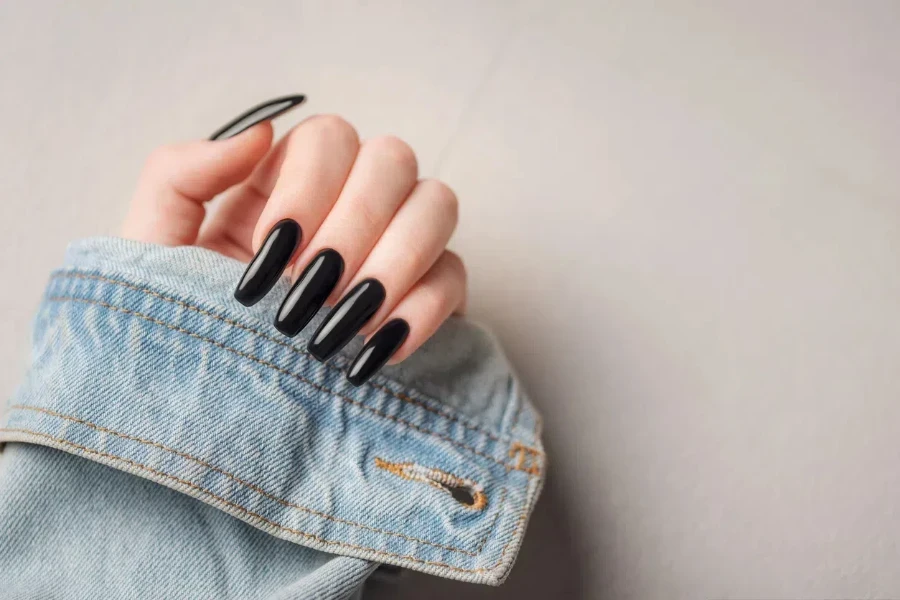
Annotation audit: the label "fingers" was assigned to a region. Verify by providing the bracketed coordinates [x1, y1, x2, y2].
[273, 136, 418, 335]
[352, 178, 459, 335]
[231, 115, 360, 305]
[126, 102, 465, 383]
[251, 115, 360, 250]
[346, 251, 467, 386]
[384, 251, 468, 363]
[122, 123, 274, 247]
[125, 94, 306, 252]
[190, 116, 468, 385]
[306, 178, 458, 362]
[291, 135, 418, 296]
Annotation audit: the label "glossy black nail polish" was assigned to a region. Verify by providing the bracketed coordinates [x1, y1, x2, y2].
[274, 249, 345, 337]
[347, 319, 409, 386]
[234, 219, 302, 307]
[307, 279, 386, 362]
[209, 94, 306, 141]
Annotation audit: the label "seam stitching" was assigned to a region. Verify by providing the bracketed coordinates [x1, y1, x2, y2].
[0, 427, 527, 577]
[9, 404, 489, 556]
[47, 294, 536, 475]
[51, 271, 541, 454]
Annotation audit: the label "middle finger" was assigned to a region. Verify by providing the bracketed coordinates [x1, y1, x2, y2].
[273, 136, 418, 336]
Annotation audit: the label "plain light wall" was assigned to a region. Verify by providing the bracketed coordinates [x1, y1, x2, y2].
[1, 2, 899, 598]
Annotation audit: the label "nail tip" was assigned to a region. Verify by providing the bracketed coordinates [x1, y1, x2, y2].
[273, 312, 312, 339]
[273, 320, 297, 338]
[306, 345, 328, 363]
[346, 375, 366, 387]
[233, 291, 257, 307]
[274, 311, 313, 338]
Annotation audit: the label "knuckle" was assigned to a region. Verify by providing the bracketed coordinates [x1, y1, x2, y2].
[356, 196, 382, 231]
[143, 145, 178, 174]
[443, 250, 467, 285]
[415, 253, 467, 316]
[421, 179, 459, 223]
[302, 114, 360, 149]
[366, 135, 418, 175]
[417, 280, 455, 315]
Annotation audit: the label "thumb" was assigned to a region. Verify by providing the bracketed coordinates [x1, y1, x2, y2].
[122, 122, 274, 246]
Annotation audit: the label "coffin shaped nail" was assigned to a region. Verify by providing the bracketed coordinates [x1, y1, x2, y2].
[347, 319, 409, 386]
[275, 249, 345, 337]
[307, 279, 386, 362]
[234, 219, 302, 307]
[209, 94, 306, 141]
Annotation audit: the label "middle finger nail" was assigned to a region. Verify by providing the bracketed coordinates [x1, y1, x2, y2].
[307, 279, 386, 362]
[274, 249, 345, 337]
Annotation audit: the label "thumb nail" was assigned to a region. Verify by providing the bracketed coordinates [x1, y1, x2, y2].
[209, 94, 306, 141]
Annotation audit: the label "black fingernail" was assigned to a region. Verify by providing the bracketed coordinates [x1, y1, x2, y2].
[307, 279, 386, 362]
[209, 94, 306, 141]
[274, 249, 345, 337]
[234, 219, 302, 307]
[346, 319, 409, 386]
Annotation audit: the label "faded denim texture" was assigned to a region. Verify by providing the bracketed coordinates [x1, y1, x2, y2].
[0, 238, 545, 599]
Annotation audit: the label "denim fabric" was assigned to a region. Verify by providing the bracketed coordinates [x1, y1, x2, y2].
[0, 238, 545, 597]
[0, 444, 375, 599]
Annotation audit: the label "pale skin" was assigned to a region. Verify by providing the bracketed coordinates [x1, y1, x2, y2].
[122, 115, 466, 365]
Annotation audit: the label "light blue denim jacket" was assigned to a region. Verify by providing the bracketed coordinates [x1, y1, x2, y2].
[0, 238, 545, 599]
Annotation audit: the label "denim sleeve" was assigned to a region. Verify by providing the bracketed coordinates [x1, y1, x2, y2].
[0, 238, 545, 598]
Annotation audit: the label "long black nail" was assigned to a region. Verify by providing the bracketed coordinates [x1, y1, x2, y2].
[234, 219, 302, 307]
[275, 249, 345, 337]
[209, 94, 306, 141]
[347, 319, 409, 386]
[307, 279, 386, 362]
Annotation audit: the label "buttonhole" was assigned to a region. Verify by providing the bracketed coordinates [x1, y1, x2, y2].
[444, 483, 477, 507]
[374, 457, 487, 511]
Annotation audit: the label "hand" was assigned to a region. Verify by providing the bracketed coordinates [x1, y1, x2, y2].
[121, 97, 466, 386]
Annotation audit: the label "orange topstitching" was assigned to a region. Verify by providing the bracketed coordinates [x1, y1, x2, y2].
[9, 404, 496, 557]
[0, 426, 533, 577]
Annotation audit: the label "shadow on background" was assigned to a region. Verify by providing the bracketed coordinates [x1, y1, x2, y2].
[364, 445, 588, 599]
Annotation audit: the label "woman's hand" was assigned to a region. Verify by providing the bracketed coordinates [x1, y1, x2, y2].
[121, 100, 466, 385]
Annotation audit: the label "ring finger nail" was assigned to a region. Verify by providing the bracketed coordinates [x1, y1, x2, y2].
[346, 319, 410, 386]
[275, 249, 344, 337]
[307, 279, 386, 362]
[234, 219, 302, 307]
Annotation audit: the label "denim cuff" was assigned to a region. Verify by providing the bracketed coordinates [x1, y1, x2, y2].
[1, 237, 545, 585]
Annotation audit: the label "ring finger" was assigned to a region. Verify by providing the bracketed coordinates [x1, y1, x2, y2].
[306, 178, 459, 362]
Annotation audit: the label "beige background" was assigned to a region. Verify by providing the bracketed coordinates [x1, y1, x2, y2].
[1, 1, 899, 598]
